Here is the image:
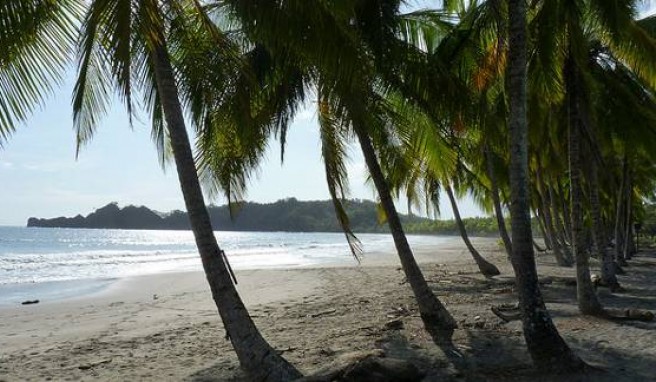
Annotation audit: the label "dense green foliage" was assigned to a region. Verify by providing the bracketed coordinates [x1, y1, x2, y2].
[404, 216, 502, 236]
[27, 198, 506, 236]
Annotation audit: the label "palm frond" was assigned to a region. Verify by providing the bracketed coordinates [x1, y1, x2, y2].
[0, 0, 81, 144]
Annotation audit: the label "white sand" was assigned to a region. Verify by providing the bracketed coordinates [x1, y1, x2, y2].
[1, 237, 654, 381]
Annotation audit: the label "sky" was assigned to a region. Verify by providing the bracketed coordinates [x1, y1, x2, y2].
[0, 69, 483, 226]
[1, 1, 655, 226]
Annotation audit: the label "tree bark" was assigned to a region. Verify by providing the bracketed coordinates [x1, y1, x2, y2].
[534, 198, 552, 250]
[623, 170, 634, 261]
[445, 184, 500, 276]
[614, 156, 628, 266]
[485, 145, 513, 257]
[151, 42, 301, 381]
[546, 184, 573, 266]
[507, 0, 583, 371]
[353, 124, 456, 341]
[565, 54, 603, 315]
[590, 159, 620, 291]
[559, 183, 573, 243]
[549, 185, 574, 264]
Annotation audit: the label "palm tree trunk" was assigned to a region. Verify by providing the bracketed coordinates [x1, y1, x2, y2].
[550, 185, 574, 264]
[590, 160, 620, 291]
[623, 174, 633, 261]
[507, 0, 583, 371]
[485, 145, 513, 257]
[615, 156, 628, 266]
[546, 184, 573, 266]
[151, 43, 301, 381]
[565, 55, 603, 315]
[535, 160, 562, 251]
[353, 124, 456, 340]
[445, 184, 500, 276]
[559, 183, 573, 243]
[534, 194, 552, 250]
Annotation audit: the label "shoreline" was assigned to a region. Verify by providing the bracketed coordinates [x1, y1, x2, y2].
[0, 235, 466, 307]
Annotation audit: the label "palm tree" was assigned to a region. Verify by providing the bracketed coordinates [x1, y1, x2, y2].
[72, 2, 300, 380]
[484, 144, 513, 257]
[506, 0, 585, 371]
[0, 0, 80, 142]
[444, 183, 500, 276]
[200, 0, 459, 340]
[564, 51, 604, 315]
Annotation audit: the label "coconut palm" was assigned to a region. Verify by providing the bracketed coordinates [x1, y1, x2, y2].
[445, 182, 501, 276]
[72, 2, 300, 380]
[200, 0, 459, 340]
[506, 0, 585, 371]
[530, 0, 656, 308]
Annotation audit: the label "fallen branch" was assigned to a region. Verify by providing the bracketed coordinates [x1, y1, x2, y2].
[78, 358, 112, 370]
[604, 308, 654, 322]
[490, 303, 521, 322]
[309, 308, 337, 318]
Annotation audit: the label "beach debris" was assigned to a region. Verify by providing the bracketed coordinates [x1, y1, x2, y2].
[605, 308, 655, 322]
[309, 308, 337, 318]
[152, 294, 158, 300]
[78, 358, 112, 370]
[276, 346, 298, 355]
[21, 300, 39, 305]
[297, 352, 423, 382]
[319, 348, 337, 357]
[386, 306, 410, 318]
[383, 319, 404, 331]
[491, 303, 521, 322]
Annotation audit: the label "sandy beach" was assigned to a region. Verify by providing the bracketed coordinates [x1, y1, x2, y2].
[1, 237, 655, 381]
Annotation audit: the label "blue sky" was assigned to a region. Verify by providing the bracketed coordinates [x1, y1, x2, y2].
[0, 68, 485, 226]
[1, 1, 654, 226]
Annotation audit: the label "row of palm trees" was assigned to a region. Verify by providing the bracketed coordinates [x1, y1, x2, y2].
[2, 0, 656, 380]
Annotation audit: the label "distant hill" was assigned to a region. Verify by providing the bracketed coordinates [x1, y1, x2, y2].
[26, 198, 432, 233]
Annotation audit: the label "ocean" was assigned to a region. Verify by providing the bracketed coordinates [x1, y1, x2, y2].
[0, 227, 451, 304]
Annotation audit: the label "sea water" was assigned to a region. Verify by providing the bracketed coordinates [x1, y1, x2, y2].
[0, 227, 451, 304]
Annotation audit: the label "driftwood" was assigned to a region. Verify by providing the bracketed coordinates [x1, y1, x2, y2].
[309, 308, 337, 318]
[21, 300, 39, 305]
[383, 319, 404, 330]
[490, 303, 521, 322]
[78, 358, 112, 370]
[490, 303, 654, 323]
[605, 308, 655, 322]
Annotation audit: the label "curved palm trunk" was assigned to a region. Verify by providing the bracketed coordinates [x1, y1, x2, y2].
[559, 183, 573, 243]
[353, 125, 456, 340]
[533, 237, 547, 252]
[565, 55, 603, 316]
[550, 186, 574, 264]
[533, 160, 552, 251]
[534, 203, 552, 250]
[623, 172, 634, 261]
[507, 0, 583, 371]
[544, 184, 572, 266]
[445, 184, 500, 276]
[590, 160, 620, 291]
[614, 157, 628, 266]
[151, 44, 301, 381]
[485, 145, 513, 257]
